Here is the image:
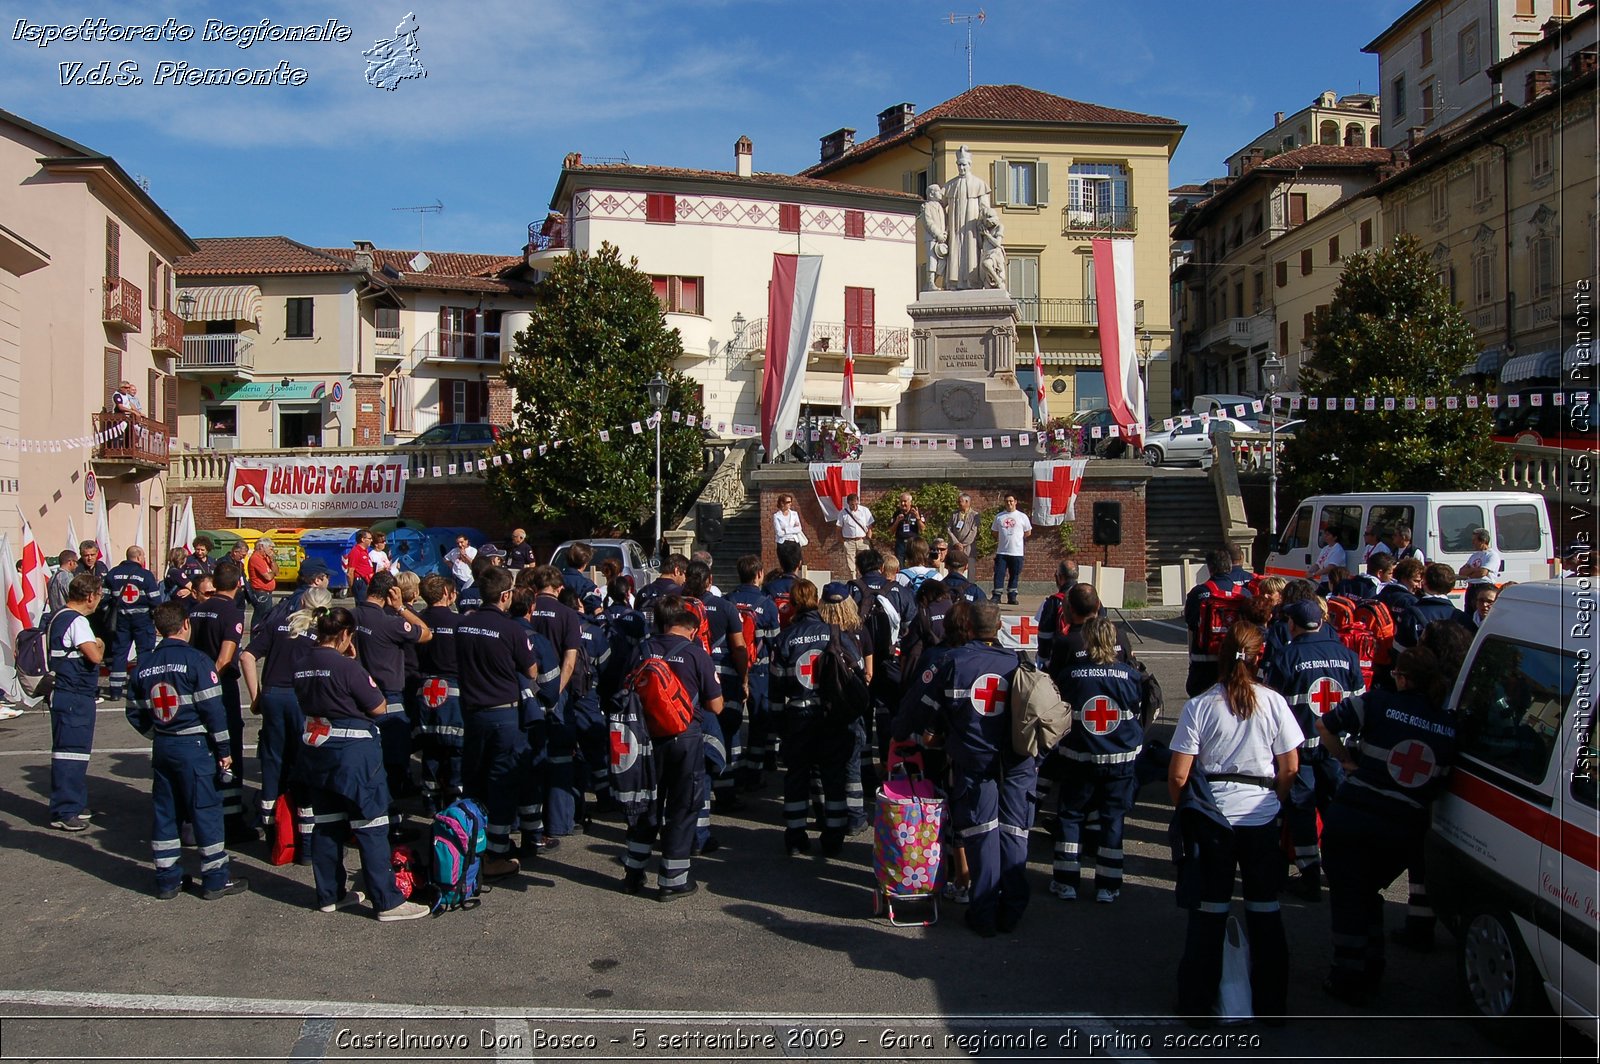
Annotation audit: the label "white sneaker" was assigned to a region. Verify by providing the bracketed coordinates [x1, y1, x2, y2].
[1096, 888, 1120, 904]
[0, 706, 24, 721]
[376, 900, 430, 922]
[1049, 881, 1078, 901]
[95, 695, 108, 705]
[942, 881, 970, 904]
[317, 890, 367, 914]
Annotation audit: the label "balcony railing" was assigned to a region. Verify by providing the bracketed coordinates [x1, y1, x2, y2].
[1014, 297, 1146, 328]
[728, 318, 912, 367]
[152, 309, 184, 356]
[1061, 205, 1138, 235]
[411, 328, 502, 364]
[179, 334, 255, 374]
[1517, 294, 1559, 333]
[1197, 311, 1275, 353]
[171, 445, 490, 488]
[374, 325, 404, 359]
[93, 411, 169, 470]
[1469, 302, 1505, 333]
[102, 277, 142, 332]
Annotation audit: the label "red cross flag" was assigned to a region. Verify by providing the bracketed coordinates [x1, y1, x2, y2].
[1081, 694, 1123, 735]
[998, 614, 1039, 652]
[808, 463, 861, 524]
[1031, 459, 1087, 527]
[609, 720, 639, 772]
[970, 673, 1008, 717]
[150, 682, 181, 724]
[303, 718, 333, 747]
[420, 678, 451, 709]
[1387, 739, 1437, 788]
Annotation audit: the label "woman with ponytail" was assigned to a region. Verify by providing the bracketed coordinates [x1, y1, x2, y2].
[1168, 621, 1302, 1023]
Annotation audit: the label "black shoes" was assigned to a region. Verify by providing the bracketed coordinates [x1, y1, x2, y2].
[692, 837, 721, 856]
[155, 877, 191, 901]
[785, 834, 811, 857]
[201, 877, 250, 901]
[658, 881, 699, 902]
[622, 871, 645, 895]
[1289, 872, 1323, 902]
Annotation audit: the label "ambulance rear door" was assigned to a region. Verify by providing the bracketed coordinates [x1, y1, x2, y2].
[1538, 687, 1599, 1026]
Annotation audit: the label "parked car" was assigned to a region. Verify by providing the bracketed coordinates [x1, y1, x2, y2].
[1191, 393, 1262, 425]
[550, 538, 657, 588]
[1140, 416, 1253, 467]
[1071, 408, 1131, 458]
[401, 423, 504, 447]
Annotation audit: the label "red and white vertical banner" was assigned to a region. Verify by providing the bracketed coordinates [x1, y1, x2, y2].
[1092, 238, 1145, 442]
[10, 510, 47, 630]
[758, 253, 823, 455]
[64, 516, 80, 557]
[94, 489, 113, 565]
[808, 462, 861, 523]
[1032, 459, 1087, 526]
[841, 334, 856, 429]
[173, 496, 196, 555]
[1032, 325, 1049, 426]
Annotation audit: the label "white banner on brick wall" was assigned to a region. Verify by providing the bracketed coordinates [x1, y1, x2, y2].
[225, 455, 407, 519]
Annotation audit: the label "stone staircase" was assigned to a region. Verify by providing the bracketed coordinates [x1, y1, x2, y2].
[709, 500, 762, 588]
[1145, 471, 1225, 600]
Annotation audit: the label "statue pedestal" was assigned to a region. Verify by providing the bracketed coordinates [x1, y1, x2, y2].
[897, 289, 1033, 434]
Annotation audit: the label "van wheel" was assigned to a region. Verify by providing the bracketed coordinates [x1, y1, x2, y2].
[1461, 909, 1546, 1027]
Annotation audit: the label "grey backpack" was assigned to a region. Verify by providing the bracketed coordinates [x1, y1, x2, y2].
[1010, 659, 1071, 758]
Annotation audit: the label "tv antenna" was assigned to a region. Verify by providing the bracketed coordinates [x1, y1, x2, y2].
[392, 200, 443, 270]
[947, 10, 985, 90]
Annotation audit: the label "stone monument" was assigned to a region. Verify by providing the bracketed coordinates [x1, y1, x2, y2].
[897, 145, 1032, 435]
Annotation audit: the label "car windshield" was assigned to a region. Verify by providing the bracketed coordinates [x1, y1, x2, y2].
[551, 544, 626, 569]
[414, 426, 452, 445]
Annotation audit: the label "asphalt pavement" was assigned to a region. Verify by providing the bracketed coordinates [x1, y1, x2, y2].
[0, 603, 1579, 1063]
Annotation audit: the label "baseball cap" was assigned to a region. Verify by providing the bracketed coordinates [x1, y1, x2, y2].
[478, 544, 506, 558]
[582, 591, 605, 613]
[1285, 599, 1323, 629]
[298, 559, 331, 582]
[822, 581, 851, 604]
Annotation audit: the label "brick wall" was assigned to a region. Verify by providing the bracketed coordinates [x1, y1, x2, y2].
[352, 375, 384, 447]
[487, 380, 514, 427]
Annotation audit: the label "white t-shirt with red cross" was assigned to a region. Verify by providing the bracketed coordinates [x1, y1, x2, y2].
[991, 510, 1032, 556]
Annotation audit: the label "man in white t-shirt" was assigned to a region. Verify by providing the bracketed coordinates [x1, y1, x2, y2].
[444, 535, 477, 590]
[1309, 527, 1346, 584]
[1458, 527, 1504, 614]
[835, 492, 874, 578]
[990, 493, 1032, 606]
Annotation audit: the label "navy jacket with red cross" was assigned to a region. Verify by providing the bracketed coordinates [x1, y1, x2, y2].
[105, 561, 161, 622]
[1262, 626, 1367, 749]
[125, 638, 231, 757]
[920, 640, 1021, 776]
[417, 605, 459, 679]
[770, 611, 857, 718]
[1325, 687, 1457, 816]
[572, 613, 614, 720]
[292, 646, 385, 743]
[1060, 658, 1146, 772]
[187, 595, 245, 678]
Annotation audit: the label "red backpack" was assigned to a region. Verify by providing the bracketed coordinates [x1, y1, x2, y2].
[1196, 580, 1245, 656]
[1353, 599, 1396, 668]
[683, 596, 713, 656]
[733, 601, 759, 659]
[771, 590, 796, 629]
[1326, 596, 1376, 686]
[629, 657, 696, 739]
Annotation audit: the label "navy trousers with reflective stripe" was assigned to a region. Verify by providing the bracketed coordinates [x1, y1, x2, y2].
[462, 708, 531, 856]
[107, 620, 155, 698]
[543, 695, 581, 837]
[1054, 763, 1136, 891]
[1321, 798, 1425, 981]
[48, 690, 96, 820]
[377, 691, 412, 800]
[298, 738, 401, 912]
[1175, 816, 1288, 1017]
[152, 736, 228, 893]
[625, 729, 702, 889]
[255, 686, 304, 826]
[217, 675, 246, 824]
[781, 717, 850, 848]
[949, 758, 1037, 929]
[1288, 751, 1344, 874]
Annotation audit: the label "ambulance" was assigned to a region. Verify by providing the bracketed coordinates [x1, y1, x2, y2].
[1426, 579, 1598, 1033]
[1263, 491, 1555, 598]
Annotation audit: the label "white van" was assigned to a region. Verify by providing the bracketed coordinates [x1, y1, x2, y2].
[1427, 579, 1598, 1034]
[1264, 491, 1555, 597]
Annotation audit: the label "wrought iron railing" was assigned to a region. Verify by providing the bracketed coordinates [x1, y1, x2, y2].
[1061, 205, 1138, 235]
[102, 277, 142, 332]
[93, 411, 169, 467]
[179, 334, 255, 372]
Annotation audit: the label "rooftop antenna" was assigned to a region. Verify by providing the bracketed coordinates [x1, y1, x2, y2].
[947, 10, 985, 90]
[391, 200, 443, 270]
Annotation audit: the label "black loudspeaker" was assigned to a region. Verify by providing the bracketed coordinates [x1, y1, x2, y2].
[1092, 501, 1122, 546]
[697, 501, 725, 545]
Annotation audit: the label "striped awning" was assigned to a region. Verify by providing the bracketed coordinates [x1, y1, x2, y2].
[1039, 352, 1104, 367]
[1565, 342, 1593, 377]
[1500, 348, 1562, 384]
[179, 284, 262, 325]
[1463, 346, 1506, 377]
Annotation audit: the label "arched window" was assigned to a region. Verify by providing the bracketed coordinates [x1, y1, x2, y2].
[1345, 123, 1366, 146]
[1320, 120, 1340, 146]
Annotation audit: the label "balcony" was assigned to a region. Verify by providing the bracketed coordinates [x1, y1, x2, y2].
[152, 309, 185, 357]
[1014, 297, 1146, 328]
[1469, 302, 1505, 333]
[102, 277, 142, 332]
[1061, 205, 1138, 236]
[1517, 294, 1559, 334]
[373, 325, 404, 363]
[178, 334, 255, 377]
[92, 411, 168, 480]
[730, 318, 911, 367]
[1196, 311, 1275, 354]
[411, 328, 502, 365]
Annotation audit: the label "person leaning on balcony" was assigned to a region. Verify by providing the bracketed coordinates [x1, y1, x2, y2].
[112, 381, 138, 416]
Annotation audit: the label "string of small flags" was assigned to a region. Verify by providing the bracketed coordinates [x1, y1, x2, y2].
[0, 420, 131, 453]
[1153, 391, 1544, 434]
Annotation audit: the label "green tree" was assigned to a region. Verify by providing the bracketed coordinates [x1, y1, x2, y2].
[484, 243, 705, 538]
[1280, 236, 1501, 500]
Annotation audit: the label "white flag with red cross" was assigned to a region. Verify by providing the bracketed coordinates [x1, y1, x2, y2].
[808, 462, 861, 524]
[1031, 459, 1087, 527]
[998, 614, 1040, 652]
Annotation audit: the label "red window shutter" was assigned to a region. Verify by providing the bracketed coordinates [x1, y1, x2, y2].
[844, 210, 865, 239]
[162, 265, 171, 309]
[148, 253, 158, 309]
[679, 277, 701, 315]
[646, 193, 676, 223]
[105, 219, 119, 280]
[465, 381, 485, 423]
[440, 381, 457, 424]
[779, 204, 800, 233]
[438, 306, 452, 358]
[845, 286, 874, 352]
[652, 277, 670, 309]
[1275, 261, 1288, 288]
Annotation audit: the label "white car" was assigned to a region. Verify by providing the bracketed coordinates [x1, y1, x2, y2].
[1140, 417, 1254, 467]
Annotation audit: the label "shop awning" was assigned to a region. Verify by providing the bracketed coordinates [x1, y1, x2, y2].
[1039, 352, 1104, 368]
[1463, 347, 1506, 377]
[1500, 348, 1561, 384]
[800, 378, 903, 407]
[1564, 342, 1593, 378]
[179, 284, 262, 325]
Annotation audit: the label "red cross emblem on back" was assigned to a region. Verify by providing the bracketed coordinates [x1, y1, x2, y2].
[1308, 677, 1345, 716]
[420, 678, 450, 708]
[150, 682, 181, 724]
[303, 717, 332, 747]
[120, 583, 141, 604]
[1082, 695, 1122, 734]
[1388, 739, 1436, 787]
[1010, 617, 1039, 645]
[970, 673, 1007, 716]
[609, 720, 638, 771]
[796, 648, 821, 690]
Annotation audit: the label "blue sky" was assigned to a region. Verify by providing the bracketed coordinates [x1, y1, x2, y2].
[1, 0, 1411, 254]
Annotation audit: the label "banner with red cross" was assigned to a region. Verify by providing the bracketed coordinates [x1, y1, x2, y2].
[998, 614, 1040, 653]
[808, 462, 861, 524]
[1031, 459, 1087, 527]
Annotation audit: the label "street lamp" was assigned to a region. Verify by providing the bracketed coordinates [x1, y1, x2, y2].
[647, 373, 669, 563]
[1263, 351, 1284, 549]
[177, 290, 196, 320]
[1138, 330, 1154, 425]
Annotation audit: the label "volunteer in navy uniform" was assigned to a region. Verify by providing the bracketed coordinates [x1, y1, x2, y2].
[186, 564, 251, 838]
[353, 571, 431, 821]
[240, 587, 328, 838]
[180, 536, 215, 585]
[1184, 548, 1243, 696]
[622, 594, 723, 900]
[1054, 616, 1146, 904]
[1262, 597, 1367, 901]
[46, 573, 106, 831]
[505, 528, 536, 570]
[1316, 645, 1457, 1005]
[414, 574, 464, 815]
[126, 602, 246, 900]
[559, 541, 598, 599]
[104, 545, 162, 701]
[901, 601, 1035, 936]
[292, 606, 430, 921]
[1167, 621, 1301, 1022]
[1396, 563, 1464, 648]
[768, 580, 862, 857]
[455, 566, 559, 878]
[524, 564, 586, 841]
[560, 587, 616, 813]
[684, 560, 748, 835]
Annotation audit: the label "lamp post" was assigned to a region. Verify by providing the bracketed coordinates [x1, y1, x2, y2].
[1263, 351, 1284, 547]
[728, 311, 746, 369]
[647, 373, 669, 563]
[1138, 330, 1154, 426]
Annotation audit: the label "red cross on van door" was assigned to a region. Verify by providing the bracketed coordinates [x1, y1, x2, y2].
[1308, 677, 1345, 716]
[420, 678, 450, 708]
[796, 649, 821, 690]
[970, 673, 1008, 716]
[303, 718, 332, 747]
[150, 682, 180, 724]
[1387, 739, 1436, 787]
[1082, 695, 1122, 734]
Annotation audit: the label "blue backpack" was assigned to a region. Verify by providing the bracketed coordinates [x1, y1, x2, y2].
[430, 797, 487, 914]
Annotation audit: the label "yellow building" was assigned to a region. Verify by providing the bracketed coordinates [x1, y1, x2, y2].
[800, 85, 1184, 422]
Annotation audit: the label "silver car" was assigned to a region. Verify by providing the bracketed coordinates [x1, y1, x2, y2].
[1141, 416, 1255, 467]
[549, 538, 658, 589]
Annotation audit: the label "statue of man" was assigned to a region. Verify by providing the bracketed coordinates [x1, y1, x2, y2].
[920, 184, 949, 291]
[942, 145, 992, 290]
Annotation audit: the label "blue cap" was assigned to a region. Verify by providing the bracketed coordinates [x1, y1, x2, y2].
[1285, 599, 1323, 629]
[822, 581, 851, 604]
[298, 559, 331, 582]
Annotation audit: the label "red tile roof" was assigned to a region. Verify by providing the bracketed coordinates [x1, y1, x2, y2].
[176, 236, 351, 276]
[802, 84, 1182, 177]
[315, 247, 531, 293]
[565, 162, 919, 203]
[1250, 145, 1395, 169]
[177, 237, 532, 294]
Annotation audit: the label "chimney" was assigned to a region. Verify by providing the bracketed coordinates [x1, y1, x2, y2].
[819, 127, 856, 163]
[1526, 68, 1554, 102]
[353, 239, 375, 272]
[1571, 50, 1597, 78]
[1241, 148, 1266, 173]
[876, 102, 916, 137]
[1408, 125, 1427, 148]
[1319, 90, 1337, 107]
[734, 135, 753, 178]
[1391, 146, 1410, 170]
[1273, 111, 1285, 126]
